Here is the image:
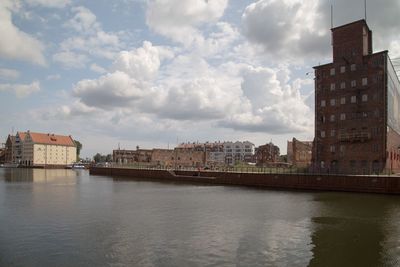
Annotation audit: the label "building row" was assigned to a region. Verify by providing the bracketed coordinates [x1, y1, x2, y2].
[3, 131, 77, 167]
[113, 140, 313, 168]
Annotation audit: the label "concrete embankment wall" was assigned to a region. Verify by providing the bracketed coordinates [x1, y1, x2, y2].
[89, 167, 400, 194]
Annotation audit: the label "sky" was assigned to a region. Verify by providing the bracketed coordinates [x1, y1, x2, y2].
[0, 0, 399, 158]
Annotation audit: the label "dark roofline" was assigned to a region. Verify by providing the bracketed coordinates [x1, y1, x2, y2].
[331, 19, 369, 32]
[313, 50, 388, 69]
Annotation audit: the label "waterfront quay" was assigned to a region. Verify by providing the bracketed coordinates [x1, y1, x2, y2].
[90, 166, 400, 194]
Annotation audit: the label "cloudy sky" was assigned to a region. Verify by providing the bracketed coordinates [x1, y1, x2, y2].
[0, 0, 399, 158]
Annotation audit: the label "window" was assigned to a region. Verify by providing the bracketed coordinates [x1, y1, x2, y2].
[351, 64, 356, 71]
[340, 145, 345, 153]
[320, 115, 326, 123]
[340, 66, 346, 73]
[330, 145, 336, 153]
[372, 144, 378, 152]
[321, 131, 325, 138]
[330, 99, 336, 106]
[362, 94, 368, 102]
[340, 113, 346, 120]
[351, 96, 357, 103]
[330, 114, 336, 122]
[321, 99, 326, 107]
[330, 83, 336, 91]
[321, 161, 325, 168]
[340, 97, 346, 104]
[362, 112, 368, 118]
[362, 77, 368, 86]
[351, 80, 357, 87]
[340, 82, 346, 89]
[374, 109, 380, 117]
[330, 68, 335, 76]
[330, 130, 336, 137]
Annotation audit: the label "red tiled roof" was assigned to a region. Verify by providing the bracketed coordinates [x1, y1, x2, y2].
[27, 132, 76, 147]
[17, 132, 27, 140]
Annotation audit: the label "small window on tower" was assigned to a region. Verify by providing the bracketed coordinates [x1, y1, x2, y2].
[340, 66, 346, 73]
[351, 64, 356, 71]
[330, 68, 335, 76]
[362, 94, 368, 102]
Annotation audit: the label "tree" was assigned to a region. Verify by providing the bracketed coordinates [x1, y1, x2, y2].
[93, 153, 102, 163]
[106, 154, 112, 162]
[74, 140, 82, 160]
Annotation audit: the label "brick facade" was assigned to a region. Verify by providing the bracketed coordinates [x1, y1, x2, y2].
[287, 138, 313, 168]
[255, 142, 280, 166]
[313, 19, 400, 174]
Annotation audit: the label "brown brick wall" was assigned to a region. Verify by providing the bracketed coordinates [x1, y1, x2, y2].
[313, 20, 391, 174]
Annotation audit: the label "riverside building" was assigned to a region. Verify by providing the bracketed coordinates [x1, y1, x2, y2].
[5, 131, 77, 167]
[313, 19, 400, 174]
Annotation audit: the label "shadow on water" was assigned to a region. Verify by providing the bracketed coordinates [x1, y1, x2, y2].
[308, 193, 400, 267]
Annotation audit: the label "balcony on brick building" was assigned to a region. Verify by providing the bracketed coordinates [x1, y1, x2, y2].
[338, 131, 371, 142]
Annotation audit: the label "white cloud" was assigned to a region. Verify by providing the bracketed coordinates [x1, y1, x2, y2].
[90, 63, 106, 74]
[0, 68, 20, 80]
[25, 0, 70, 8]
[0, 81, 40, 98]
[54, 5, 122, 66]
[64, 6, 100, 34]
[0, 0, 46, 65]
[242, 0, 328, 60]
[53, 51, 89, 69]
[146, 0, 228, 45]
[112, 41, 173, 81]
[72, 71, 146, 109]
[220, 65, 313, 134]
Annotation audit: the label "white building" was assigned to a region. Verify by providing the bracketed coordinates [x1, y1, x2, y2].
[223, 141, 255, 165]
[12, 131, 77, 167]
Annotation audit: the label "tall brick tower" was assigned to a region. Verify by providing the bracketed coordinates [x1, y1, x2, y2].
[313, 19, 400, 174]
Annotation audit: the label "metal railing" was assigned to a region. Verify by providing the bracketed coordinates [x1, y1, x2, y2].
[94, 162, 396, 176]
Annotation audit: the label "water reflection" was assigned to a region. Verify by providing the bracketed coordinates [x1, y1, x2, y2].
[309, 193, 400, 266]
[2, 168, 80, 183]
[1, 169, 400, 266]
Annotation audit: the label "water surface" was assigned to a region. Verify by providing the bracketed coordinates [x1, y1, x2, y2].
[1, 168, 400, 266]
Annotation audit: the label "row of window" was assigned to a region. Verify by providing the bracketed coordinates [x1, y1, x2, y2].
[319, 127, 381, 138]
[321, 94, 369, 107]
[319, 109, 380, 124]
[324, 77, 368, 91]
[329, 64, 357, 76]
[319, 143, 380, 153]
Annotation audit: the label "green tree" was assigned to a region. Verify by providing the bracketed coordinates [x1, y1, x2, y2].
[93, 153, 102, 163]
[74, 140, 82, 160]
[106, 154, 112, 162]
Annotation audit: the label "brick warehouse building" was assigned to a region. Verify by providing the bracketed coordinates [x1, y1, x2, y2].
[313, 19, 400, 174]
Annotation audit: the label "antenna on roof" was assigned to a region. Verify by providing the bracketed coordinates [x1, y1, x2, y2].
[364, 0, 367, 21]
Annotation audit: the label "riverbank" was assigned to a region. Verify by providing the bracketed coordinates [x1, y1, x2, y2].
[89, 167, 400, 194]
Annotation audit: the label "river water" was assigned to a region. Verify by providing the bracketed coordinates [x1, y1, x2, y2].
[0, 168, 400, 266]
